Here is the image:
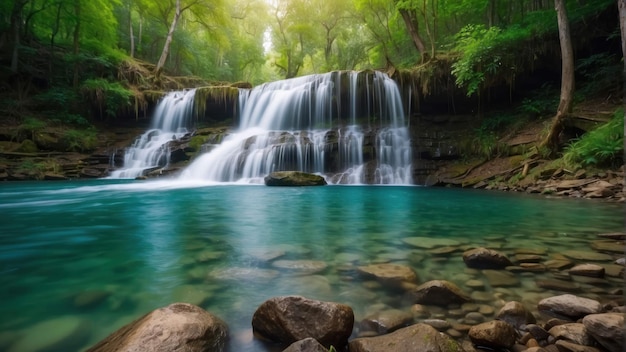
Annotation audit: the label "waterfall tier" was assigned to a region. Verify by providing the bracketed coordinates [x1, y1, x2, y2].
[112, 71, 412, 184]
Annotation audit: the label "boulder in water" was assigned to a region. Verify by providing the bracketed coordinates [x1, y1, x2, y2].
[87, 302, 228, 352]
[264, 171, 327, 186]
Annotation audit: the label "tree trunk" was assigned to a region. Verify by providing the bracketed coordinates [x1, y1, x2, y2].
[73, 0, 81, 88]
[619, 0, 625, 174]
[155, 0, 182, 80]
[398, 8, 427, 61]
[542, 0, 575, 153]
[129, 0, 135, 58]
[9, 0, 29, 73]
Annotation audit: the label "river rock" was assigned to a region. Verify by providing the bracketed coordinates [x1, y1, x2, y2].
[590, 240, 625, 254]
[282, 337, 329, 352]
[349, 323, 463, 352]
[265, 171, 327, 186]
[468, 320, 516, 349]
[171, 285, 212, 306]
[561, 250, 613, 261]
[410, 280, 471, 306]
[359, 309, 414, 334]
[582, 313, 625, 352]
[548, 323, 592, 346]
[496, 301, 536, 329]
[210, 267, 280, 281]
[597, 232, 626, 240]
[73, 289, 111, 309]
[554, 340, 602, 352]
[356, 263, 418, 288]
[463, 247, 513, 269]
[87, 303, 228, 352]
[251, 296, 353, 349]
[537, 294, 603, 320]
[483, 269, 519, 286]
[568, 264, 605, 278]
[9, 316, 91, 352]
[272, 260, 328, 274]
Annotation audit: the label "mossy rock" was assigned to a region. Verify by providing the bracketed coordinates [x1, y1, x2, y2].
[264, 171, 327, 187]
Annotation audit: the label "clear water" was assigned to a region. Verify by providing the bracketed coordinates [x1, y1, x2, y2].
[0, 180, 623, 351]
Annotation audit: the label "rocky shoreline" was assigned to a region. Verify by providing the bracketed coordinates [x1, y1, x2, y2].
[82, 236, 625, 352]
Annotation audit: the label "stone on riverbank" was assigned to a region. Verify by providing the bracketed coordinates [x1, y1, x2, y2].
[582, 313, 625, 352]
[264, 171, 327, 186]
[87, 303, 228, 352]
[495, 301, 536, 329]
[463, 247, 513, 269]
[252, 296, 353, 349]
[537, 294, 602, 321]
[468, 320, 516, 350]
[349, 323, 464, 352]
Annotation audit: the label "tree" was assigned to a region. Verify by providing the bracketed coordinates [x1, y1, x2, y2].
[395, 0, 429, 61]
[153, 0, 228, 80]
[541, 0, 574, 152]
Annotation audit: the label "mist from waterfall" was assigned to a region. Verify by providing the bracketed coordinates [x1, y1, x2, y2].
[180, 71, 412, 184]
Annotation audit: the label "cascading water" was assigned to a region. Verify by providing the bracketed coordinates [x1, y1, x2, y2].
[180, 71, 412, 184]
[110, 71, 412, 184]
[109, 89, 196, 178]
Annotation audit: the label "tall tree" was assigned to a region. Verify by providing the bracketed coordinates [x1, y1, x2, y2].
[542, 0, 574, 152]
[154, 0, 181, 79]
[395, 0, 428, 61]
[619, 0, 625, 172]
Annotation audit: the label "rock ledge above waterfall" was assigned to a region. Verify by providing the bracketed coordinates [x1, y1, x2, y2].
[264, 171, 327, 187]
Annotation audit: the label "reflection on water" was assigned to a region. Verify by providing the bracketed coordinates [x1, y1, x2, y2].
[0, 180, 623, 351]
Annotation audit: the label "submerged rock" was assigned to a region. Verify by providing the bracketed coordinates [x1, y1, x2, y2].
[264, 171, 327, 186]
[495, 301, 536, 329]
[8, 316, 91, 352]
[356, 263, 419, 288]
[251, 296, 353, 349]
[282, 337, 329, 352]
[410, 280, 471, 306]
[359, 309, 414, 334]
[87, 303, 228, 352]
[462, 247, 513, 269]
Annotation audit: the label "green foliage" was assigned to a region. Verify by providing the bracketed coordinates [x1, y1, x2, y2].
[562, 108, 624, 168]
[61, 129, 99, 153]
[19, 118, 47, 141]
[81, 78, 133, 119]
[451, 24, 523, 96]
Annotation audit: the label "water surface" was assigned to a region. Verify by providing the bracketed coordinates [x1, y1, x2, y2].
[0, 180, 622, 351]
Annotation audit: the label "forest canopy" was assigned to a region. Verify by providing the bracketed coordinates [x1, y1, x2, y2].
[0, 0, 621, 132]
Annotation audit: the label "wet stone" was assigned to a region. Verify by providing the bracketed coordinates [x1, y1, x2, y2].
[272, 260, 328, 274]
[514, 248, 547, 255]
[210, 267, 280, 281]
[421, 319, 451, 331]
[428, 246, 460, 255]
[536, 279, 581, 293]
[171, 285, 212, 306]
[597, 232, 626, 240]
[515, 254, 543, 263]
[561, 250, 613, 261]
[483, 270, 520, 287]
[465, 279, 485, 290]
[569, 264, 605, 278]
[590, 240, 624, 254]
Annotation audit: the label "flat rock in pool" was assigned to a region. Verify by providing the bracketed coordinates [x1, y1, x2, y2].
[538, 294, 602, 320]
[210, 267, 280, 281]
[246, 248, 286, 262]
[562, 250, 613, 261]
[264, 171, 327, 186]
[401, 236, 461, 249]
[483, 270, 519, 287]
[410, 280, 471, 306]
[349, 323, 463, 352]
[357, 263, 418, 287]
[272, 260, 328, 274]
[590, 240, 624, 254]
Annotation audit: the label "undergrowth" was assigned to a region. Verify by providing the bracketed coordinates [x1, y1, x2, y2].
[562, 108, 624, 169]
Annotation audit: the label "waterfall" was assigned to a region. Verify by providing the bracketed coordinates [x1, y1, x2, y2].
[180, 71, 412, 184]
[109, 89, 196, 178]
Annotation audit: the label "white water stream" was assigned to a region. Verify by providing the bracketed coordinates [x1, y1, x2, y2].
[111, 72, 412, 184]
